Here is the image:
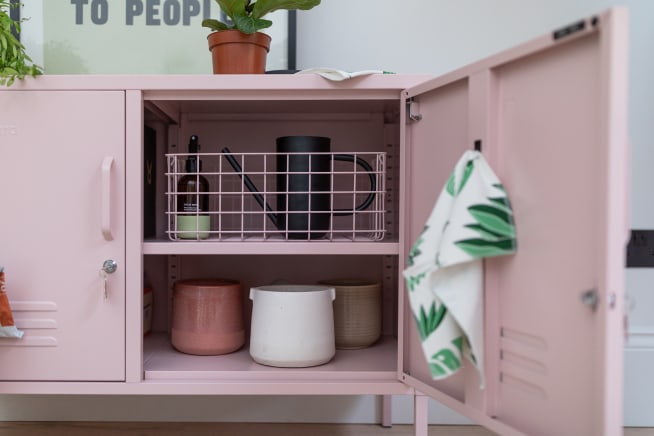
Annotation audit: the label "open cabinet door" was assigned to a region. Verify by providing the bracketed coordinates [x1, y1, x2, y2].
[399, 8, 628, 436]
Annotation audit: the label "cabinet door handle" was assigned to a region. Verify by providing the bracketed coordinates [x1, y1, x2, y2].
[101, 157, 114, 241]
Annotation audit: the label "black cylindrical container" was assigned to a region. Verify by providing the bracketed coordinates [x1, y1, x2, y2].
[276, 136, 332, 239]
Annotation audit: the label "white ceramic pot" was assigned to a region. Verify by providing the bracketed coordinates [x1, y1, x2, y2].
[249, 285, 336, 368]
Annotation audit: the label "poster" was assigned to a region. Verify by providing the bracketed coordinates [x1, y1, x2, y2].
[19, 0, 291, 74]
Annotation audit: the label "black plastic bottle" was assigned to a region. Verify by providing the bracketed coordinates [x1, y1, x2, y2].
[176, 135, 210, 239]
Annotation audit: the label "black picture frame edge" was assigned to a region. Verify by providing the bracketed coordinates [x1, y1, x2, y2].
[9, 0, 20, 40]
[287, 10, 297, 70]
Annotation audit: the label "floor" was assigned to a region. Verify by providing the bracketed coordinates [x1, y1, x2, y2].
[0, 423, 652, 436]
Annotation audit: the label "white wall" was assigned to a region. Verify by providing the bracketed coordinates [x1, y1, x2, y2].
[297, 0, 630, 74]
[2, 0, 652, 427]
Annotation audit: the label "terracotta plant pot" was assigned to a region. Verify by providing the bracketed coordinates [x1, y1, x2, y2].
[207, 30, 271, 74]
[171, 279, 245, 355]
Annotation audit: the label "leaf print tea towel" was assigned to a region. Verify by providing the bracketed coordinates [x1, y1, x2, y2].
[403, 150, 516, 386]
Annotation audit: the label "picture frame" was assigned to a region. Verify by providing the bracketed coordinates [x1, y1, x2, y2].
[8, 0, 19, 38]
[16, 0, 297, 74]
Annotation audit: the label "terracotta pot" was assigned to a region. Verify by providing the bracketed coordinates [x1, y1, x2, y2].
[207, 30, 271, 74]
[171, 279, 245, 355]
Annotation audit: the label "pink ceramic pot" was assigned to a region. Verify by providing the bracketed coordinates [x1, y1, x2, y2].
[171, 279, 244, 355]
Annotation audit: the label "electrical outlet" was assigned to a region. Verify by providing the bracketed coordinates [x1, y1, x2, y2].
[626, 230, 654, 267]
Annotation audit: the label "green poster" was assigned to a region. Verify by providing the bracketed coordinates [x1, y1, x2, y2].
[38, 0, 288, 74]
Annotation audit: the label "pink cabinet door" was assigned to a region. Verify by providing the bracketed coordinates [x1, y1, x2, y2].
[400, 8, 628, 436]
[0, 91, 125, 381]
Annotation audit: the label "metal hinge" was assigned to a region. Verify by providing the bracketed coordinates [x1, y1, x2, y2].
[406, 98, 422, 122]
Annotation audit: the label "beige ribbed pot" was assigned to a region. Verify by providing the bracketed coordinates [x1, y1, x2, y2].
[318, 279, 382, 349]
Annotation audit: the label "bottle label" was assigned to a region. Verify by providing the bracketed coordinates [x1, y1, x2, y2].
[183, 202, 203, 212]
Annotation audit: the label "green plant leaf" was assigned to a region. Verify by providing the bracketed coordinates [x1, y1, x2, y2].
[233, 14, 272, 33]
[208, 0, 319, 32]
[0, 1, 43, 86]
[201, 18, 231, 31]
[216, 0, 248, 20]
[251, 0, 321, 19]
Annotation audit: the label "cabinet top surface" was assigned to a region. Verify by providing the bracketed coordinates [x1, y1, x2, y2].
[4, 73, 431, 93]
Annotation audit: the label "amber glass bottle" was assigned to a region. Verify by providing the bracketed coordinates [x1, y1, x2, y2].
[176, 135, 210, 239]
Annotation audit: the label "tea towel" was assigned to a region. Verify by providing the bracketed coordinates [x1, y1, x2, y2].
[403, 150, 516, 385]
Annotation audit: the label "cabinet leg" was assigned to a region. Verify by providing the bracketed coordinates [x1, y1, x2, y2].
[414, 391, 429, 436]
[381, 394, 392, 427]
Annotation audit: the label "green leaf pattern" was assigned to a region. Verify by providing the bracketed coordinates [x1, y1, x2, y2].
[407, 225, 429, 267]
[428, 336, 465, 377]
[455, 187, 516, 258]
[445, 160, 474, 196]
[415, 301, 447, 341]
[407, 271, 426, 292]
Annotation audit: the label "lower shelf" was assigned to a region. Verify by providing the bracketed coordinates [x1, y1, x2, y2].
[144, 333, 400, 384]
[0, 334, 409, 396]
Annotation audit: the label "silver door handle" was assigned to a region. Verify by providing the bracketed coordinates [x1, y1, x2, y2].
[101, 157, 114, 241]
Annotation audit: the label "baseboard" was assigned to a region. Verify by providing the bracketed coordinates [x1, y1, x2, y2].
[626, 327, 654, 349]
[624, 345, 654, 426]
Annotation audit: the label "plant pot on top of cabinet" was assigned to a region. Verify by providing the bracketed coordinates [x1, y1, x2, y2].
[207, 30, 271, 74]
[202, 0, 321, 74]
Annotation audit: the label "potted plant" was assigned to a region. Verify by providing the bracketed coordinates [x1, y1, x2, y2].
[202, 0, 320, 74]
[0, 0, 42, 86]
